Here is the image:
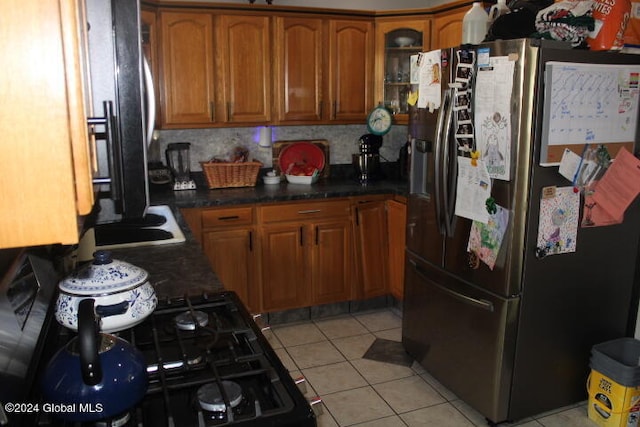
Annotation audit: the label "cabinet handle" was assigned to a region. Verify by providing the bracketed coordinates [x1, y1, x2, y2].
[218, 215, 240, 221]
[249, 230, 253, 252]
[355, 207, 360, 226]
[297, 209, 321, 215]
[226, 102, 232, 121]
[333, 101, 337, 120]
[299, 226, 304, 246]
[315, 226, 319, 245]
[210, 102, 215, 122]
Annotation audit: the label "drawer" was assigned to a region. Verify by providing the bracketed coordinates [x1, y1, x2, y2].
[202, 206, 254, 228]
[259, 199, 350, 223]
[350, 194, 388, 204]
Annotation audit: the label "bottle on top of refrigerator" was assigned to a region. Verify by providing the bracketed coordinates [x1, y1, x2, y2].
[462, 2, 490, 44]
[488, 0, 510, 23]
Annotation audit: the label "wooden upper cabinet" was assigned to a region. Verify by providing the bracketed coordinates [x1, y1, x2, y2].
[374, 19, 429, 125]
[158, 11, 216, 126]
[274, 16, 324, 123]
[1, 0, 94, 249]
[431, 7, 466, 50]
[219, 15, 271, 124]
[328, 19, 374, 122]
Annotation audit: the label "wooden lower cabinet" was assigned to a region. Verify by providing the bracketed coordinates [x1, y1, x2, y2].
[259, 223, 309, 312]
[386, 198, 407, 301]
[202, 228, 256, 311]
[185, 206, 258, 311]
[352, 196, 389, 299]
[258, 199, 353, 312]
[185, 195, 405, 313]
[310, 220, 352, 305]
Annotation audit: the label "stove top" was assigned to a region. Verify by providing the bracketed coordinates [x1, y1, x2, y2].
[31, 292, 317, 427]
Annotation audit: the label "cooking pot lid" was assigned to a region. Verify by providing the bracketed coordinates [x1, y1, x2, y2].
[59, 250, 149, 295]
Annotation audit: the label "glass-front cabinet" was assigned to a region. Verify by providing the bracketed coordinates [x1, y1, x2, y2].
[374, 19, 430, 125]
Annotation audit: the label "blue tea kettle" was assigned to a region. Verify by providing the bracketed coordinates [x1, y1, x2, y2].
[41, 298, 148, 422]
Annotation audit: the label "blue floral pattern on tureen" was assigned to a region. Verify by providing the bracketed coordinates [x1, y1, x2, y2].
[55, 282, 157, 330]
[59, 260, 148, 295]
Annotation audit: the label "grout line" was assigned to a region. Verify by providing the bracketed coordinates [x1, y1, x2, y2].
[279, 308, 596, 427]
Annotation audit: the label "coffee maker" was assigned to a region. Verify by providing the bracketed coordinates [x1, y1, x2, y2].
[352, 134, 384, 184]
[165, 142, 196, 190]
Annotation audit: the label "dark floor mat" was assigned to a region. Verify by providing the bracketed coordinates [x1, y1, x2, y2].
[363, 338, 413, 367]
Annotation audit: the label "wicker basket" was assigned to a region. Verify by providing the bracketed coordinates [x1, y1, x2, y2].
[200, 161, 262, 189]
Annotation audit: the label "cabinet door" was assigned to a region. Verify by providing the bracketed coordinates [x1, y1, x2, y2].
[219, 15, 271, 124]
[328, 19, 374, 122]
[159, 11, 215, 126]
[374, 19, 428, 124]
[353, 200, 389, 298]
[431, 8, 466, 50]
[1, 0, 91, 249]
[386, 199, 407, 301]
[202, 228, 256, 311]
[310, 220, 352, 305]
[260, 223, 309, 312]
[274, 16, 323, 123]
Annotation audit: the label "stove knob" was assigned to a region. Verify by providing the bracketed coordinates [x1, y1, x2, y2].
[294, 376, 307, 394]
[252, 314, 271, 334]
[308, 396, 324, 416]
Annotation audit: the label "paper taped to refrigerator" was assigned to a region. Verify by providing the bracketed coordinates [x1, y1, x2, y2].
[474, 56, 515, 181]
[536, 186, 580, 256]
[540, 62, 640, 165]
[455, 156, 492, 224]
[417, 50, 442, 110]
[467, 204, 509, 270]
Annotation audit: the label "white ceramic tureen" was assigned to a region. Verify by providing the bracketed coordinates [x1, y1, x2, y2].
[55, 250, 157, 333]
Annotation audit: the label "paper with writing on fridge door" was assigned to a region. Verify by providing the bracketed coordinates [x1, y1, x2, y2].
[540, 62, 640, 165]
[417, 49, 442, 111]
[473, 55, 515, 181]
[455, 156, 492, 224]
[467, 204, 509, 270]
[591, 147, 640, 220]
[536, 186, 580, 258]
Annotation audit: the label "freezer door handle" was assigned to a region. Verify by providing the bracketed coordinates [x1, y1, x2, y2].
[441, 88, 456, 238]
[434, 89, 452, 235]
[409, 259, 494, 312]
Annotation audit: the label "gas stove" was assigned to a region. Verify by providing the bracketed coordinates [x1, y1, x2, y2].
[30, 291, 318, 427]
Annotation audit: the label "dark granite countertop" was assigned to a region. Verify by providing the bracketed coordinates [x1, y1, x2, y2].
[104, 166, 408, 300]
[150, 169, 409, 209]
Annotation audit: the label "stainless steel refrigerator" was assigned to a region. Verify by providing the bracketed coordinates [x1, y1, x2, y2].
[402, 38, 640, 424]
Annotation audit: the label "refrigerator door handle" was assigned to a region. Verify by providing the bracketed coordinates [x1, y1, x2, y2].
[143, 57, 156, 148]
[409, 259, 495, 312]
[441, 88, 455, 238]
[434, 89, 452, 235]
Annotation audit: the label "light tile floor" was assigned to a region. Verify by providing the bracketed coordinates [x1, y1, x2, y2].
[267, 308, 597, 427]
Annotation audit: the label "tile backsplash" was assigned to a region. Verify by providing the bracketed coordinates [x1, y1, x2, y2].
[154, 124, 409, 171]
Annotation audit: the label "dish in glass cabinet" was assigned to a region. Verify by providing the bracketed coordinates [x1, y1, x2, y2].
[394, 37, 415, 47]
